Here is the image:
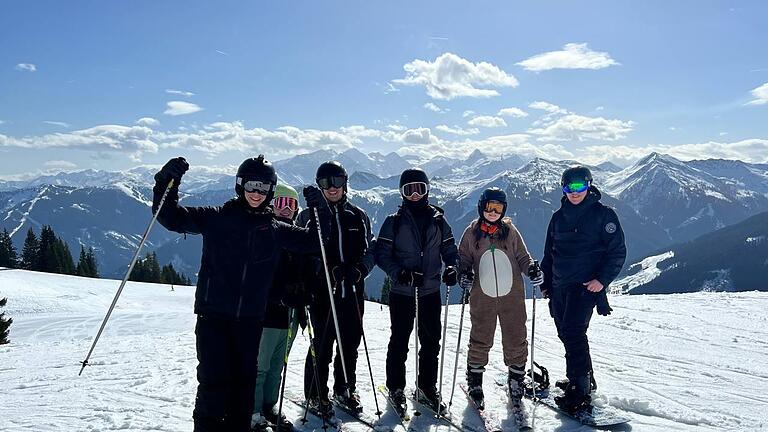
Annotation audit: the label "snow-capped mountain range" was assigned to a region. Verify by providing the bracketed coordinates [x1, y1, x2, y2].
[1, 149, 767, 296]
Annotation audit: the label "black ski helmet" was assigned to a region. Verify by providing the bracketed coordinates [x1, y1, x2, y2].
[399, 168, 429, 188]
[478, 187, 507, 220]
[235, 154, 277, 201]
[561, 166, 593, 188]
[315, 161, 348, 191]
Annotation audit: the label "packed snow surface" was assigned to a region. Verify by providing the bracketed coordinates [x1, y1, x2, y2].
[1, 269, 766, 431]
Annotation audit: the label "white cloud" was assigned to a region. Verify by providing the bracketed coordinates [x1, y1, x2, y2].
[165, 89, 195, 97]
[386, 123, 407, 132]
[136, 117, 160, 127]
[0, 125, 158, 160]
[719, 132, 728, 136]
[517, 43, 619, 72]
[400, 127, 440, 145]
[595, 106, 605, 111]
[497, 107, 528, 118]
[423, 102, 448, 113]
[435, 124, 480, 136]
[15, 63, 36, 72]
[468, 115, 507, 128]
[529, 114, 635, 142]
[164, 101, 203, 116]
[392, 52, 519, 100]
[0, 120, 5, 125]
[462, 110, 475, 118]
[43, 121, 71, 128]
[529, 101, 568, 114]
[44, 160, 77, 169]
[396, 133, 573, 161]
[746, 82, 768, 105]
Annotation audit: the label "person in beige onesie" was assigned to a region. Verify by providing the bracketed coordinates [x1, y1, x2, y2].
[458, 187, 543, 409]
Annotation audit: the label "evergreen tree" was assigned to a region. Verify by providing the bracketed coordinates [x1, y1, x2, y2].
[0, 297, 12, 345]
[76, 246, 91, 277]
[380, 276, 391, 305]
[37, 225, 58, 273]
[148, 252, 161, 282]
[21, 228, 40, 270]
[0, 229, 19, 268]
[85, 247, 99, 278]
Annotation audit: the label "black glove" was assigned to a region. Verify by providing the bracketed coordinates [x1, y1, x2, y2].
[527, 261, 544, 287]
[596, 292, 613, 316]
[396, 269, 423, 288]
[303, 185, 326, 209]
[281, 282, 309, 309]
[442, 266, 458, 286]
[458, 272, 474, 304]
[154, 157, 189, 185]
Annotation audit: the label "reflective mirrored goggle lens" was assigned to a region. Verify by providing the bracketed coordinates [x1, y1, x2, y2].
[273, 196, 298, 211]
[317, 176, 346, 190]
[401, 182, 428, 197]
[484, 201, 505, 214]
[563, 182, 589, 194]
[243, 181, 272, 195]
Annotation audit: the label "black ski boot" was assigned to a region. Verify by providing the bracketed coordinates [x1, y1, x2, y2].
[263, 405, 294, 432]
[417, 386, 447, 415]
[507, 364, 526, 402]
[308, 397, 335, 423]
[251, 412, 273, 432]
[466, 365, 485, 410]
[389, 388, 408, 418]
[556, 373, 597, 392]
[334, 388, 363, 414]
[554, 375, 592, 414]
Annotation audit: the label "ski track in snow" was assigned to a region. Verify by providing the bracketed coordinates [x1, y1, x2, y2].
[1, 269, 767, 431]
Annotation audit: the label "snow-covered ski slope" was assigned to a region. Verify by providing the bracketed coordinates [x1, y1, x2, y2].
[1, 269, 766, 431]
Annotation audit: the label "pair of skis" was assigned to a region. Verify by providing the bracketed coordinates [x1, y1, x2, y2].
[459, 383, 531, 432]
[377, 385, 465, 432]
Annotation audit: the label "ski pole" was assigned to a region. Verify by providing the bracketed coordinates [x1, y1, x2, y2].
[528, 260, 541, 400]
[276, 308, 295, 430]
[351, 285, 382, 418]
[312, 206, 350, 397]
[78, 178, 174, 376]
[448, 277, 470, 407]
[413, 282, 421, 417]
[302, 306, 329, 430]
[437, 284, 451, 404]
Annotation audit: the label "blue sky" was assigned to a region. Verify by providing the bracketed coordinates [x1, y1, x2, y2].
[1, 0, 767, 176]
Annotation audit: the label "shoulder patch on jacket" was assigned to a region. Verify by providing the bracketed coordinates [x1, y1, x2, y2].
[605, 222, 617, 234]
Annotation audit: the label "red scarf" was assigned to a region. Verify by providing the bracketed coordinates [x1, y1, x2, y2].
[479, 221, 499, 236]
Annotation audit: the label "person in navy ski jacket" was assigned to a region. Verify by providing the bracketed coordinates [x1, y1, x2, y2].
[152, 156, 329, 432]
[540, 165, 626, 414]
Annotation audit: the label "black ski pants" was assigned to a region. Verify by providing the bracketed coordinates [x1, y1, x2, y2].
[385, 291, 442, 391]
[304, 292, 364, 400]
[193, 314, 262, 432]
[548, 283, 597, 386]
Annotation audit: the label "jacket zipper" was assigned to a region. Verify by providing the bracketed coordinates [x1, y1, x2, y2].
[403, 207, 427, 297]
[490, 244, 500, 298]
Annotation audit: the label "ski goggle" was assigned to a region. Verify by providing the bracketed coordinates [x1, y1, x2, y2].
[563, 181, 589, 194]
[273, 196, 298, 211]
[401, 182, 429, 198]
[316, 176, 346, 190]
[242, 180, 273, 195]
[483, 200, 505, 214]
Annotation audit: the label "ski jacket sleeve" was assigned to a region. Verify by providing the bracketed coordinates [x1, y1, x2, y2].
[439, 217, 459, 268]
[595, 207, 627, 288]
[507, 223, 534, 275]
[374, 215, 403, 279]
[457, 224, 475, 275]
[152, 181, 216, 235]
[359, 210, 376, 276]
[275, 218, 326, 256]
[540, 216, 555, 292]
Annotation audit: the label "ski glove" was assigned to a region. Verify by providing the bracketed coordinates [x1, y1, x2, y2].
[155, 157, 189, 185]
[441, 266, 458, 286]
[527, 261, 544, 287]
[302, 185, 327, 210]
[459, 272, 474, 291]
[282, 282, 310, 309]
[396, 269, 424, 288]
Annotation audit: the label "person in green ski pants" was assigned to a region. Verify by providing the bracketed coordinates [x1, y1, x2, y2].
[252, 184, 312, 432]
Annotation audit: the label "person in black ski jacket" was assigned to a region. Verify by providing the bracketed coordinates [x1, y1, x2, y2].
[375, 168, 459, 415]
[152, 156, 330, 432]
[540, 165, 626, 414]
[296, 161, 376, 418]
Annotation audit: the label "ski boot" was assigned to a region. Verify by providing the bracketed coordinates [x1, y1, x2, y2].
[417, 386, 447, 415]
[554, 375, 593, 415]
[507, 364, 526, 402]
[263, 405, 294, 432]
[334, 387, 363, 414]
[466, 365, 485, 410]
[556, 374, 597, 392]
[307, 397, 336, 423]
[251, 412, 273, 432]
[389, 388, 408, 418]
